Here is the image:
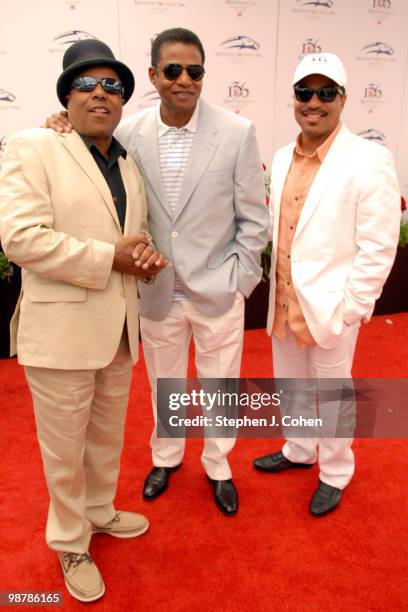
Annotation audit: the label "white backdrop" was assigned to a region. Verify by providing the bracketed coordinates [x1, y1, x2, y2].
[0, 0, 407, 198]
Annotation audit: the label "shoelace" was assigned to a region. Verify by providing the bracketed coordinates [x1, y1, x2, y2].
[62, 552, 92, 571]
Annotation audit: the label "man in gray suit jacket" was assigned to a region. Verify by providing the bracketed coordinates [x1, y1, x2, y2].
[47, 28, 269, 515]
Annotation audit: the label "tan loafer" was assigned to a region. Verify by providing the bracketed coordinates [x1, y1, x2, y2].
[92, 511, 149, 538]
[58, 552, 105, 602]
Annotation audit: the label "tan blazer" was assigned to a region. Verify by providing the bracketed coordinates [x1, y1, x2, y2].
[0, 128, 148, 369]
[267, 124, 400, 349]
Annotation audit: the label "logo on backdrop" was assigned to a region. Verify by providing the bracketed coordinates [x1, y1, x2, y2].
[0, 136, 7, 152]
[133, 1, 188, 14]
[137, 89, 161, 110]
[362, 41, 393, 55]
[368, 0, 394, 25]
[216, 36, 262, 63]
[0, 90, 19, 115]
[357, 42, 395, 63]
[358, 128, 386, 143]
[0, 89, 16, 103]
[223, 81, 254, 114]
[293, 0, 335, 18]
[221, 36, 260, 51]
[300, 39, 322, 57]
[224, 0, 260, 17]
[50, 30, 96, 53]
[360, 83, 384, 113]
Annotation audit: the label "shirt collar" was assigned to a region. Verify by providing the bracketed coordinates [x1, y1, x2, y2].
[80, 134, 127, 162]
[157, 100, 200, 137]
[295, 122, 342, 162]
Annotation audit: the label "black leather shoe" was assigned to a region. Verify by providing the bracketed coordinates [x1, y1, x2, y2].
[253, 450, 314, 472]
[309, 480, 343, 516]
[143, 465, 181, 500]
[207, 477, 238, 516]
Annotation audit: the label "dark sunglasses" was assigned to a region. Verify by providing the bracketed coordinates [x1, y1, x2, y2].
[294, 84, 345, 103]
[71, 76, 124, 96]
[159, 63, 205, 81]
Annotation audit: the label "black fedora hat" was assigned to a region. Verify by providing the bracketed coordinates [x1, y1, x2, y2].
[56, 39, 134, 107]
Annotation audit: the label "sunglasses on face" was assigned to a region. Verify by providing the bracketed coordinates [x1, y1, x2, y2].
[293, 84, 345, 103]
[70, 76, 124, 96]
[158, 63, 205, 81]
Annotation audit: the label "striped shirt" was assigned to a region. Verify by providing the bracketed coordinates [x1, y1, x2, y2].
[157, 102, 199, 300]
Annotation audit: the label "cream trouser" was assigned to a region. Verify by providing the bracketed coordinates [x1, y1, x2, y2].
[24, 330, 132, 553]
[272, 322, 360, 489]
[140, 293, 244, 480]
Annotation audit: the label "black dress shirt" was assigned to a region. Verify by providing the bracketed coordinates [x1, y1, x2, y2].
[80, 135, 127, 232]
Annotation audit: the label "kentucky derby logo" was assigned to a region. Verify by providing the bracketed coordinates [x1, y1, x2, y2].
[361, 42, 393, 55]
[370, 0, 391, 8]
[301, 39, 322, 55]
[364, 83, 382, 99]
[368, 0, 394, 24]
[228, 82, 249, 99]
[357, 42, 394, 63]
[0, 89, 16, 103]
[360, 84, 384, 114]
[217, 35, 262, 62]
[358, 128, 385, 142]
[293, 0, 335, 16]
[52, 30, 96, 45]
[297, 0, 334, 7]
[224, 81, 253, 113]
[220, 36, 260, 51]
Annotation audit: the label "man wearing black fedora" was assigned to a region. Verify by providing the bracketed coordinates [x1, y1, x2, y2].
[0, 39, 167, 602]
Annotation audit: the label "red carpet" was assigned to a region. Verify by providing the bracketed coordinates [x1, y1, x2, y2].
[0, 313, 407, 611]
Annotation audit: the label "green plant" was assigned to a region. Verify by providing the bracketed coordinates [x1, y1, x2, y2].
[0, 251, 12, 282]
[400, 218, 408, 248]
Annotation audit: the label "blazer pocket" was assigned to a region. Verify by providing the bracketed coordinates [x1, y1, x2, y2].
[29, 284, 86, 303]
[207, 246, 238, 269]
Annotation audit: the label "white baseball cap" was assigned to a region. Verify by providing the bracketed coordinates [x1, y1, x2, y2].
[292, 52, 347, 88]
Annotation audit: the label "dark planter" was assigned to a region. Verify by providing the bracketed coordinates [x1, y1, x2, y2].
[0, 263, 21, 358]
[374, 246, 408, 315]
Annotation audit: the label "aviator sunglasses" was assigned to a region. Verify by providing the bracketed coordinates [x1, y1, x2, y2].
[71, 76, 124, 96]
[158, 63, 206, 81]
[294, 84, 345, 103]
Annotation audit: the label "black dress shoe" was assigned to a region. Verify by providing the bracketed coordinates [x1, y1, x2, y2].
[143, 465, 181, 500]
[309, 480, 343, 516]
[253, 450, 314, 472]
[207, 477, 238, 516]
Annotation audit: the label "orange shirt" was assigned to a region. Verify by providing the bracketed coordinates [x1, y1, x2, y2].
[272, 123, 341, 347]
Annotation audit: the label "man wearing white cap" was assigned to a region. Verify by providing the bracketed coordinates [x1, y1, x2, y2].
[253, 53, 400, 515]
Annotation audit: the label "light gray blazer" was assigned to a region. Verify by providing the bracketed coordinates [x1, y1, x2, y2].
[115, 99, 269, 320]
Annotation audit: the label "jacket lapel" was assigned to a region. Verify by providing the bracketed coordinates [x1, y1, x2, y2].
[295, 124, 349, 239]
[134, 110, 170, 215]
[59, 131, 121, 231]
[172, 100, 220, 222]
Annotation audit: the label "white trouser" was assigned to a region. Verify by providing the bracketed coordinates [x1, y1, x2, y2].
[24, 330, 132, 553]
[272, 323, 360, 489]
[140, 293, 245, 480]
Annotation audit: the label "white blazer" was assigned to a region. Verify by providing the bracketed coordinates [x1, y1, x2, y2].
[267, 124, 401, 349]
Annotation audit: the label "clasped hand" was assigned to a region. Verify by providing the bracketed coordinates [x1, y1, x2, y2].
[113, 234, 167, 278]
